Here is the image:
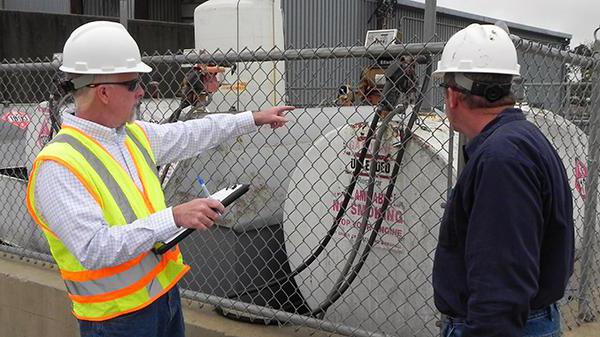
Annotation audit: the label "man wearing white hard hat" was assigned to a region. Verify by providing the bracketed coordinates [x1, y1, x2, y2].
[432, 23, 573, 337]
[26, 21, 293, 337]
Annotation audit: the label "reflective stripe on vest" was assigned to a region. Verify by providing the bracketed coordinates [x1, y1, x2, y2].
[64, 252, 161, 296]
[125, 127, 159, 178]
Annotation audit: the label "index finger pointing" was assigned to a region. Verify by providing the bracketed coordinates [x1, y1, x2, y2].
[277, 105, 296, 112]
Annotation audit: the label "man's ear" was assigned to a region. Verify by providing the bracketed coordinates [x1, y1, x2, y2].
[95, 86, 110, 105]
[446, 88, 460, 109]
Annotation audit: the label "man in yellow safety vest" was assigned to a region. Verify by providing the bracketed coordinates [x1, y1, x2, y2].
[26, 20, 293, 337]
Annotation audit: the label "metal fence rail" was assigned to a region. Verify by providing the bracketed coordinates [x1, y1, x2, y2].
[0, 33, 598, 337]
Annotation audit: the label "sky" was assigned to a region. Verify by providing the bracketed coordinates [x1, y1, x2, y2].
[416, 0, 599, 48]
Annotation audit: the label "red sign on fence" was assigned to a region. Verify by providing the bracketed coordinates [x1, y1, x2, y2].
[1, 110, 31, 130]
[574, 158, 588, 199]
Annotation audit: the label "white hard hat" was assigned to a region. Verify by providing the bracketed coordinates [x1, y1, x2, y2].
[433, 23, 520, 77]
[59, 21, 151, 74]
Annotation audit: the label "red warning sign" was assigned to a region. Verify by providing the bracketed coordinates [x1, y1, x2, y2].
[1, 110, 31, 130]
[574, 158, 588, 199]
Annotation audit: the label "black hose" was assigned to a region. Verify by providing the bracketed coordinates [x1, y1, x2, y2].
[311, 62, 432, 316]
[225, 57, 432, 308]
[225, 58, 411, 300]
[225, 110, 382, 299]
[312, 103, 404, 319]
[165, 99, 190, 124]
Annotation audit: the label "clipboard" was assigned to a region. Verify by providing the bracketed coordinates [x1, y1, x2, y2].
[152, 183, 250, 255]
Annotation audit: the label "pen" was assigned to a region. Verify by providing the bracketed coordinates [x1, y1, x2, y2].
[195, 176, 211, 198]
[196, 176, 222, 215]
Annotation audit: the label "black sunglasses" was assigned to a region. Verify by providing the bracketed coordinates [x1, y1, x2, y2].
[87, 78, 142, 92]
[439, 82, 470, 95]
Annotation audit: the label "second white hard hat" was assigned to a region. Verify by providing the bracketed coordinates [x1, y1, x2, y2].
[433, 23, 521, 77]
[59, 21, 152, 75]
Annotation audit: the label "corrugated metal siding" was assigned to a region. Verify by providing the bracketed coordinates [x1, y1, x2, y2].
[281, 0, 569, 108]
[148, 0, 182, 22]
[3, 0, 69, 14]
[76, 0, 181, 22]
[282, 0, 376, 106]
[282, 0, 374, 48]
[83, 0, 120, 17]
[433, 10, 567, 111]
[396, 6, 425, 42]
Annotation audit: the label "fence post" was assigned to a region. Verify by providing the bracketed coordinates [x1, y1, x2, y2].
[120, 0, 129, 29]
[422, 0, 436, 112]
[577, 27, 600, 322]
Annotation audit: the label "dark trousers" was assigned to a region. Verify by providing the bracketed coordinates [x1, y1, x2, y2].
[78, 285, 185, 337]
[441, 303, 561, 337]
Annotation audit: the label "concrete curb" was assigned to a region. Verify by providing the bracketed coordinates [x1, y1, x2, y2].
[0, 254, 339, 337]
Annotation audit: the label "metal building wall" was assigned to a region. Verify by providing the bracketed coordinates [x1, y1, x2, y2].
[429, 10, 568, 112]
[281, 0, 377, 106]
[281, 0, 569, 110]
[148, 0, 182, 22]
[83, 0, 121, 17]
[2, 0, 69, 14]
[82, 0, 181, 22]
[83, 0, 182, 22]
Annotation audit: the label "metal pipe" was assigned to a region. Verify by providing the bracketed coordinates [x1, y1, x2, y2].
[119, 0, 129, 29]
[0, 44, 446, 71]
[0, 37, 594, 72]
[143, 43, 447, 64]
[0, 245, 54, 264]
[422, 0, 436, 111]
[513, 36, 594, 65]
[181, 289, 391, 337]
[577, 27, 600, 322]
[0, 60, 60, 71]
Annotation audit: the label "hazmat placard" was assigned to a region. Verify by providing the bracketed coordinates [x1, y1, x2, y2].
[2, 110, 31, 130]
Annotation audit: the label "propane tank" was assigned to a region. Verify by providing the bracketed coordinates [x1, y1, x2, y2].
[194, 0, 286, 112]
[1, 101, 50, 253]
[282, 105, 588, 336]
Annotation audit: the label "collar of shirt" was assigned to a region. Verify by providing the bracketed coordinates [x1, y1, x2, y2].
[463, 108, 526, 161]
[62, 113, 127, 144]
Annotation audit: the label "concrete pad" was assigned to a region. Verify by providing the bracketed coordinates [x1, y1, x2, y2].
[0, 252, 341, 337]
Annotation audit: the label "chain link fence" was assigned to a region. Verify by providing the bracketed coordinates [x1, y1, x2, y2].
[0, 32, 599, 337]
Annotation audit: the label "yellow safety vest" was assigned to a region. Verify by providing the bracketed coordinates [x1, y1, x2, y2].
[26, 123, 189, 321]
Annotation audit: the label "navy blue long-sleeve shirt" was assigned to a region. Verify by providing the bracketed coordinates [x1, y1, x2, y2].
[432, 108, 574, 337]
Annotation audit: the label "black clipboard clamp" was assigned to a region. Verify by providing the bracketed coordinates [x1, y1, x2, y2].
[152, 183, 250, 255]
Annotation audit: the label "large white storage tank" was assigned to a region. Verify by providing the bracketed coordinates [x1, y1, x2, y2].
[282, 105, 588, 336]
[0, 101, 50, 253]
[194, 0, 286, 112]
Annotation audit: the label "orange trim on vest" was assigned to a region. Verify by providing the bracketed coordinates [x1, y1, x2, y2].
[125, 140, 156, 214]
[61, 252, 149, 282]
[68, 250, 182, 303]
[72, 264, 190, 322]
[26, 156, 105, 238]
[26, 161, 53, 234]
[62, 246, 179, 283]
[130, 122, 152, 148]
[25, 196, 55, 236]
[69, 260, 165, 303]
